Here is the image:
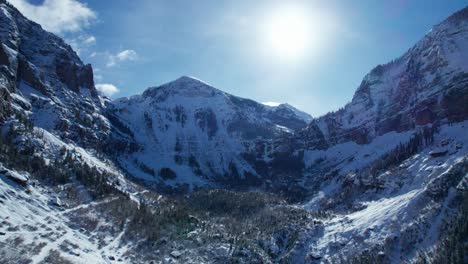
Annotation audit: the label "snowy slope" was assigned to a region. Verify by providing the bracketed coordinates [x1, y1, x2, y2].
[0, 172, 111, 263]
[297, 121, 468, 263]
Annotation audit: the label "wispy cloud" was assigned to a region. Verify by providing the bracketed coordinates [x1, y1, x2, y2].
[96, 83, 120, 97]
[9, 0, 97, 34]
[83, 35, 97, 45]
[106, 50, 138, 67]
[65, 34, 96, 55]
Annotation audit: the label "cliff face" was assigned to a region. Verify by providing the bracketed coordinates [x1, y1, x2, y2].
[0, 2, 97, 96]
[0, 1, 108, 146]
[301, 7, 468, 149]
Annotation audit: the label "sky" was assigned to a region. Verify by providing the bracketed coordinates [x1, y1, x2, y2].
[8, 0, 468, 116]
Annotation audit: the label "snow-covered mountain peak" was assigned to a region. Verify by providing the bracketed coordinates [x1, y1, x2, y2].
[110, 74, 315, 185]
[140, 75, 224, 101]
[272, 103, 313, 123]
[174, 75, 210, 85]
[262, 102, 313, 123]
[165, 75, 216, 92]
[438, 6, 468, 27]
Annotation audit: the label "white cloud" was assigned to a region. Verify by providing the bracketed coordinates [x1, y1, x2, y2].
[83, 36, 96, 45]
[116, 50, 138, 61]
[66, 34, 96, 55]
[96, 83, 120, 97]
[9, 0, 96, 34]
[106, 49, 138, 67]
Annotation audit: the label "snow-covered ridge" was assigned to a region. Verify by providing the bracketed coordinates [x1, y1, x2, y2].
[301, 6, 468, 149]
[118, 76, 312, 123]
[266, 103, 313, 123]
[140, 76, 226, 100]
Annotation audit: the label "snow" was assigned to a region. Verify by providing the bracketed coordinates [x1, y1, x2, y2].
[10, 93, 32, 109]
[305, 10, 468, 151]
[0, 123, 144, 262]
[112, 76, 311, 187]
[262, 101, 282, 107]
[0, 167, 29, 184]
[303, 121, 468, 262]
[275, 124, 293, 133]
[264, 102, 313, 123]
[303, 130, 414, 173]
[1, 42, 18, 59]
[309, 188, 421, 260]
[0, 171, 109, 263]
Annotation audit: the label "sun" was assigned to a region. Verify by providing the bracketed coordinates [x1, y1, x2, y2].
[262, 6, 313, 61]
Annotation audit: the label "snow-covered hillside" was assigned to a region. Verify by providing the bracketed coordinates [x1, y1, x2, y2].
[0, 169, 118, 263]
[299, 121, 468, 263]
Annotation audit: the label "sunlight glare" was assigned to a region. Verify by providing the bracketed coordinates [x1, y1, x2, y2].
[263, 6, 313, 61]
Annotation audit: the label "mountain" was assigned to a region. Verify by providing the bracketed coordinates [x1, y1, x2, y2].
[0, 1, 467, 263]
[294, 5, 468, 201]
[109, 75, 312, 189]
[0, 1, 144, 262]
[0, 0, 111, 150]
[301, 7, 468, 149]
[262, 102, 313, 123]
[289, 7, 468, 261]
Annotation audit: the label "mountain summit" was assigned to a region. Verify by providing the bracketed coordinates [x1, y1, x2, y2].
[142, 76, 223, 98]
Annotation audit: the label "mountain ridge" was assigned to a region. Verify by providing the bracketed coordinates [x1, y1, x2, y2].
[120, 75, 312, 123]
[300, 8, 468, 149]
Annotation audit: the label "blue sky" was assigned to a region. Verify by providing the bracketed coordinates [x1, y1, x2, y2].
[10, 0, 468, 116]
